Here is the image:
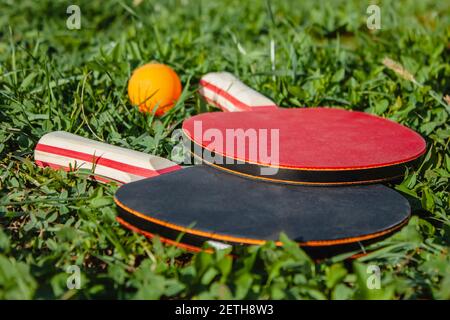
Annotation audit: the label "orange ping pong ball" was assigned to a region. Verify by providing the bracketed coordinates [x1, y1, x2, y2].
[128, 63, 182, 116]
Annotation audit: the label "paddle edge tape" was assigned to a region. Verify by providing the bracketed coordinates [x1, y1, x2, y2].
[119, 216, 397, 261]
[114, 197, 410, 247]
[188, 146, 423, 186]
[116, 217, 211, 253]
[117, 216, 380, 260]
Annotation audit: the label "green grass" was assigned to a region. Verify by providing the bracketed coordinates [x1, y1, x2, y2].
[0, 0, 449, 299]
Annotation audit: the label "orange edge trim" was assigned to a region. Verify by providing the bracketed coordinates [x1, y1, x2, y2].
[114, 197, 410, 247]
[119, 217, 373, 260]
[193, 152, 405, 186]
[116, 217, 211, 253]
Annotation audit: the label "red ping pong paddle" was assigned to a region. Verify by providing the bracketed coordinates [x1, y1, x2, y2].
[192, 72, 426, 185]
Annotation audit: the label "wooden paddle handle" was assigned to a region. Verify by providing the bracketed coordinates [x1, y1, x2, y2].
[34, 131, 181, 184]
[199, 72, 278, 112]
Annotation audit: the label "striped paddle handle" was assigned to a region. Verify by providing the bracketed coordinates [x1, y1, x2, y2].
[34, 131, 181, 184]
[35, 73, 275, 184]
[199, 72, 278, 112]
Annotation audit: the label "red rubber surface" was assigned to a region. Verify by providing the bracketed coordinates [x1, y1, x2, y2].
[182, 108, 426, 170]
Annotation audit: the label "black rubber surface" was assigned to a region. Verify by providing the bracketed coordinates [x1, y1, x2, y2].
[115, 166, 410, 246]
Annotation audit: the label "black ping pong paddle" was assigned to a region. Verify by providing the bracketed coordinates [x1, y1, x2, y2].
[114, 165, 410, 255]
